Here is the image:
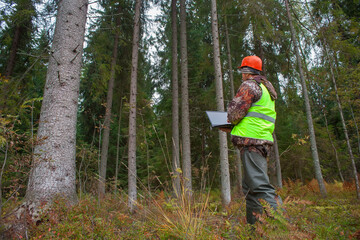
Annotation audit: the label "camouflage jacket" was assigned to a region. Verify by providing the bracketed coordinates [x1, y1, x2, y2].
[227, 75, 277, 157]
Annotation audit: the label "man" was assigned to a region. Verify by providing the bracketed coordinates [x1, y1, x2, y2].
[224, 55, 282, 224]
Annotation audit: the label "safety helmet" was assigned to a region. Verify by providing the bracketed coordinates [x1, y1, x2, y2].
[238, 56, 262, 71]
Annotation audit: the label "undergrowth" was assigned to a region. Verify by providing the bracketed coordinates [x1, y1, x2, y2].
[3, 180, 360, 239]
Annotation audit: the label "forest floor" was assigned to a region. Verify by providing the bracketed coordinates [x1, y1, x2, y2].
[4, 180, 360, 239]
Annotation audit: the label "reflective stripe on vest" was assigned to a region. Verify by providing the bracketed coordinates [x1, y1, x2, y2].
[231, 82, 276, 142]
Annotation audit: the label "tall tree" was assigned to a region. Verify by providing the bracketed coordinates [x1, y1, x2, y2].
[25, 0, 88, 207]
[128, 0, 142, 213]
[171, 0, 181, 197]
[210, 0, 231, 206]
[180, 0, 192, 197]
[98, 4, 122, 198]
[285, 0, 327, 197]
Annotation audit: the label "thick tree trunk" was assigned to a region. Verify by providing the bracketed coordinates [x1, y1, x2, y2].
[98, 7, 121, 197]
[25, 0, 88, 209]
[171, 0, 181, 197]
[224, 17, 243, 196]
[128, 0, 142, 213]
[285, 0, 327, 197]
[211, 0, 231, 206]
[180, 0, 192, 197]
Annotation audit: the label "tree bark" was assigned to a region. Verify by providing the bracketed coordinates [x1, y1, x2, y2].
[114, 97, 123, 194]
[180, 0, 192, 198]
[285, 0, 327, 197]
[211, 0, 231, 206]
[128, 0, 142, 213]
[98, 6, 121, 198]
[171, 0, 181, 198]
[25, 0, 88, 207]
[224, 17, 235, 99]
[273, 133, 282, 188]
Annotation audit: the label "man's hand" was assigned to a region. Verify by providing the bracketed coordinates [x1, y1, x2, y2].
[219, 127, 231, 133]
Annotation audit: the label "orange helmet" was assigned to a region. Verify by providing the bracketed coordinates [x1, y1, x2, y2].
[238, 56, 262, 71]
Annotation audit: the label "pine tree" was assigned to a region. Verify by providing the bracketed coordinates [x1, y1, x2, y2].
[128, 0, 142, 213]
[180, 0, 192, 197]
[210, 0, 231, 206]
[171, 0, 181, 197]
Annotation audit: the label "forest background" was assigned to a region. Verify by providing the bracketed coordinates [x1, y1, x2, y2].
[0, 0, 360, 239]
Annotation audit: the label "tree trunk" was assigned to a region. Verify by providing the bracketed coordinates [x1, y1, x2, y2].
[211, 0, 231, 206]
[128, 0, 142, 213]
[180, 0, 192, 198]
[285, 0, 327, 197]
[224, 17, 243, 196]
[114, 97, 123, 194]
[25, 0, 88, 207]
[273, 133, 282, 188]
[224, 17, 235, 99]
[4, 2, 88, 235]
[171, 0, 181, 198]
[98, 6, 121, 198]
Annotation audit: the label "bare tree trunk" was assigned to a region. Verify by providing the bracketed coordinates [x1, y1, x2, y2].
[98, 6, 121, 198]
[140, 111, 151, 193]
[171, 0, 181, 198]
[128, 0, 142, 213]
[211, 0, 231, 206]
[273, 133, 282, 188]
[25, 0, 88, 206]
[224, 17, 243, 196]
[180, 0, 192, 197]
[224, 17, 235, 98]
[285, 0, 327, 197]
[114, 98, 123, 194]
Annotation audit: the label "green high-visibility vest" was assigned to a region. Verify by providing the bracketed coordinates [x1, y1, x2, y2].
[231, 81, 276, 142]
